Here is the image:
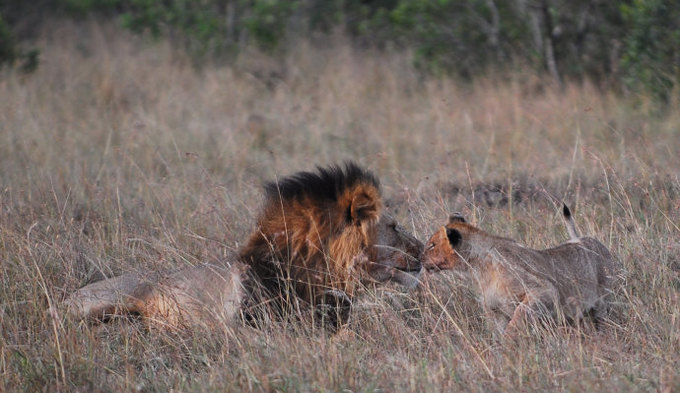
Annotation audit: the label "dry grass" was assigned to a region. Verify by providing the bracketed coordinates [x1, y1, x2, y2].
[1, 21, 679, 392]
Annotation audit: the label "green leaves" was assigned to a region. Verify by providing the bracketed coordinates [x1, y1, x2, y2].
[2, 0, 679, 104]
[621, 0, 680, 103]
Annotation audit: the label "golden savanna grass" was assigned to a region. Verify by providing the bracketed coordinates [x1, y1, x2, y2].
[1, 21, 679, 391]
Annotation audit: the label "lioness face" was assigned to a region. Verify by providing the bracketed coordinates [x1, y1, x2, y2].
[362, 214, 424, 288]
[422, 218, 466, 271]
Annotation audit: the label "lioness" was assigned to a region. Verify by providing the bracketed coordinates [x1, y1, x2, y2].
[422, 206, 619, 335]
[64, 163, 423, 328]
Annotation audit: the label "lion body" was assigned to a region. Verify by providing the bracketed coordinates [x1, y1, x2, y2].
[63, 263, 249, 328]
[422, 207, 620, 334]
[63, 163, 423, 328]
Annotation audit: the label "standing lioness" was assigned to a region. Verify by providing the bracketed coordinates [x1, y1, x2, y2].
[422, 206, 620, 335]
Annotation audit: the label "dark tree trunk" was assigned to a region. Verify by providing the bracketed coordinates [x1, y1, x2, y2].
[540, 0, 563, 88]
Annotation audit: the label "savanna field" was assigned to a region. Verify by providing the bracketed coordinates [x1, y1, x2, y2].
[1, 22, 679, 392]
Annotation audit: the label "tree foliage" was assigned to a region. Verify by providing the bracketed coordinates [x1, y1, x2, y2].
[621, 0, 680, 102]
[1, 0, 678, 101]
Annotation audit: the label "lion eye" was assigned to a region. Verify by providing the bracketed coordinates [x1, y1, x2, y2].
[428, 242, 435, 250]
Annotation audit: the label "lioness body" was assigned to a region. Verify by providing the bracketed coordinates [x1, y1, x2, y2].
[422, 207, 619, 334]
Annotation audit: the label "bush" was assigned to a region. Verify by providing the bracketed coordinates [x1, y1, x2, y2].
[2, 0, 679, 104]
[622, 0, 680, 103]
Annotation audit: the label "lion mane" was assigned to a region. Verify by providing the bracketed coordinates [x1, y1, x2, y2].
[239, 162, 383, 305]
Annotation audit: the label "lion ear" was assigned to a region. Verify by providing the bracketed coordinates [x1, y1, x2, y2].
[446, 227, 462, 248]
[349, 193, 380, 224]
[448, 213, 466, 224]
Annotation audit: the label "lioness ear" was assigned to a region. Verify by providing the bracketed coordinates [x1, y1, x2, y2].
[448, 213, 466, 224]
[446, 227, 462, 248]
[349, 193, 380, 224]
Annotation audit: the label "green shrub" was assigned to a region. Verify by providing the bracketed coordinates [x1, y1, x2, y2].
[621, 0, 680, 103]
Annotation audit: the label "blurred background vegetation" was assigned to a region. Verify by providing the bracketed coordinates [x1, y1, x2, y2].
[1, 0, 678, 103]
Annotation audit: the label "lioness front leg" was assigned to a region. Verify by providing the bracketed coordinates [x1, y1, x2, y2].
[504, 286, 558, 338]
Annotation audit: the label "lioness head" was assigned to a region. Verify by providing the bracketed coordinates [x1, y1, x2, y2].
[421, 213, 468, 271]
[362, 213, 424, 288]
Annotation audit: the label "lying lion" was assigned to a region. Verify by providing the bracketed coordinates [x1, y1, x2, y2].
[64, 163, 423, 329]
[421, 205, 620, 335]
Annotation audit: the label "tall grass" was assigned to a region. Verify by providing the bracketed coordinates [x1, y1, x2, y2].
[1, 21, 678, 392]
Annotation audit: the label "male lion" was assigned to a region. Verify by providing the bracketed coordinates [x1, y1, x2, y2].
[422, 205, 620, 336]
[239, 163, 422, 320]
[63, 163, 423, 328]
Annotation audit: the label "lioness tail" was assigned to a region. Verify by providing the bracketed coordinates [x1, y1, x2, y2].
[562, 204, 580, 241]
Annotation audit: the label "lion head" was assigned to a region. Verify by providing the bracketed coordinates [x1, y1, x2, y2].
[239, 162, 421, 307]
[362, 213, 423, 288]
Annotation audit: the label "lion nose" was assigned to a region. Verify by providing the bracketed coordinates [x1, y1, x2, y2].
[406, 259, 422, 272]
[406, 240, 424, 272]
[421, 256, 440, 272]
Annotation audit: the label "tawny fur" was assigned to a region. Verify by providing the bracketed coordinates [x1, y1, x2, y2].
[361, 213, 423, 289]
[62, 263, 250, 329]
[422, 206, 620, 335]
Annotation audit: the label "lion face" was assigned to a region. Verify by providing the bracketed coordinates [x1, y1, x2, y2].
[241, 163, 397, 305]
[362, 214, 424, 288]
[422, 214, 466, 271]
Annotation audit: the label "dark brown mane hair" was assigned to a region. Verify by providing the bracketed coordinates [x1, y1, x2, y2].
[264, 162, 379, 205]
[239, 162, 382, 305]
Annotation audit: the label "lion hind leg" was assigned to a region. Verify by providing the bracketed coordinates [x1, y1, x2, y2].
[64, 273, 157, 321]
[136, 264, 251, 329]
[133, 287, 188, 328]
